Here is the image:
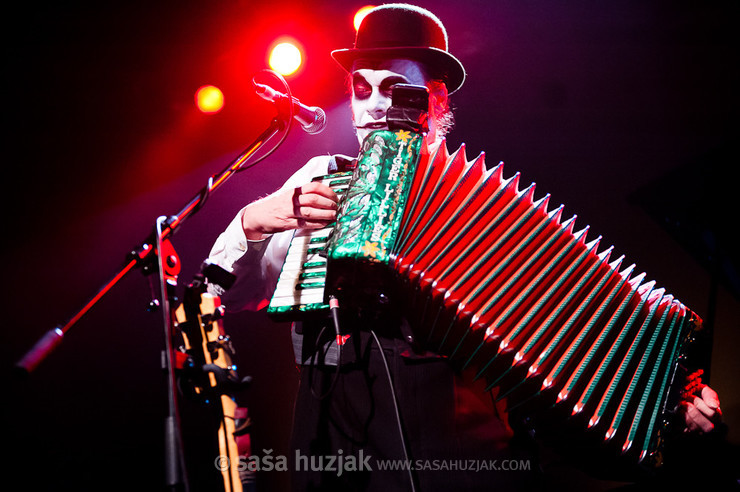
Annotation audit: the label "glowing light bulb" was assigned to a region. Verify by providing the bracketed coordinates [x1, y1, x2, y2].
[269, 42, 302, 76]
[195, 85, 224, 114]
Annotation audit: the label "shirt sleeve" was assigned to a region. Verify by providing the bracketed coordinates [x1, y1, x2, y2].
[206, 154, 333, 312]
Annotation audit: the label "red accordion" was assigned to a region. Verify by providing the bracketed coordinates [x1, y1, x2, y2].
[391, 141, 702, 466]
[269, 134, 704, 469]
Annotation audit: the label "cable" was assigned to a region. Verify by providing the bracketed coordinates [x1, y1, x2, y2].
[309, 295, 416, 491]
[308, 296, 343, 400]
[234, 69, 295, 174]
[329, 296, 341, 338]
[369, 329, 417, 492]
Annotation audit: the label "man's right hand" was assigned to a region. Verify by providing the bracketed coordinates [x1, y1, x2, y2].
[241, 181, 338, 240]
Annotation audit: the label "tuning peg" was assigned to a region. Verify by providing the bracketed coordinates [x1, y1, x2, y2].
[201, 305, 227, 325]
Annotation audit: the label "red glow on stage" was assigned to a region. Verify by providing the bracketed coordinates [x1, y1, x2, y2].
[268, 41, 303, 76]
[354, 6, 375, 31]
[195, 85, 224, 114]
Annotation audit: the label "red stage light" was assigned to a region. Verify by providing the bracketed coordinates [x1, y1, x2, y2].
[269, 41, 303, 76]
[195, 85, 224, 114]
[354, 5, 375, 31]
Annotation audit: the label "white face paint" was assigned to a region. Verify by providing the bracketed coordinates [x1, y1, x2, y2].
[350, 59, 429, 144]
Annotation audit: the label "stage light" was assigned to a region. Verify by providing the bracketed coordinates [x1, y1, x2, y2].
[269, 42, 302, 76]
[195, 85, 224, 114]
[354, 6, 375, 31]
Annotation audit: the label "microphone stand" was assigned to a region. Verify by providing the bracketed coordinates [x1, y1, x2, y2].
[15, 115, 285, 373]
[14, 113, 288, 491]
[155, 215, 189, 492]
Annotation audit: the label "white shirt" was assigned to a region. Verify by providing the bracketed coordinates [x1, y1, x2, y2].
[206, 154, 334, 312]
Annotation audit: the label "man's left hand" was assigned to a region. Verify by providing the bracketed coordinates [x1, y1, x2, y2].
[680, 385, 722, 434]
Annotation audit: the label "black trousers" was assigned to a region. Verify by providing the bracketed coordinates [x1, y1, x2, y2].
[289, 331, 539, 491]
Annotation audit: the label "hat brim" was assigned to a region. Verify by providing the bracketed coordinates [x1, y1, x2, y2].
[331, 46, 466, 94]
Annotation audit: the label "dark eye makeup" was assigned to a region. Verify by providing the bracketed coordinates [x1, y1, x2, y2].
[352, 73, 410, 99]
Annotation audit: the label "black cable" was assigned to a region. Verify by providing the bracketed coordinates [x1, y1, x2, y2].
[369, 329, 417, 492]
[234, 69, 295, 174]
[309, 296, 416, 491]
[191, 175, 214, 216]
[308, 296, 343, 400]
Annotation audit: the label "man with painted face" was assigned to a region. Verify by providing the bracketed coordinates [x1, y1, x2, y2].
[208, 4, 723, 491]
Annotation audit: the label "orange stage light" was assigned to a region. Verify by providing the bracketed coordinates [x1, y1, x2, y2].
[353, 5, 375, 31]
[195, 85, 224, 114]
[269, 41, 303, 76]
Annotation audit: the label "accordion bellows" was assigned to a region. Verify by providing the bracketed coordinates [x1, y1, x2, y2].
[269, 130, 702, 467]
[393, 138, 700, 463]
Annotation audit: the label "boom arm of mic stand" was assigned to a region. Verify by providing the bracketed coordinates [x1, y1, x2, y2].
[14, 116, 286, 376]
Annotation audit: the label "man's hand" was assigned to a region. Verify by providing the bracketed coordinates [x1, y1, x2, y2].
[241, 181, 338, 240]
[680, 384, 722, 434]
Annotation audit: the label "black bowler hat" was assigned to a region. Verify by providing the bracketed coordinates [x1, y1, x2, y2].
[331, 3, 466, 93]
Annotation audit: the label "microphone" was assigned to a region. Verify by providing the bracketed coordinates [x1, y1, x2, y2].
[253, 81, 327, 134]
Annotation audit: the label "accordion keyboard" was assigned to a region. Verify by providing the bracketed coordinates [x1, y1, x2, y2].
[267, 172, 352, 318]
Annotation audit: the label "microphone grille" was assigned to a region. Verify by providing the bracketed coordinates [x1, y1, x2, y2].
[304, 107, 327, 134]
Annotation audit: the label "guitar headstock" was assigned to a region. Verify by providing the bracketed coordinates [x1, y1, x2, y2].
[173, 265, 243, 400]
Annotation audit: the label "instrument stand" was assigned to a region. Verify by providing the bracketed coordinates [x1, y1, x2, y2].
[14, 111, 290, 490]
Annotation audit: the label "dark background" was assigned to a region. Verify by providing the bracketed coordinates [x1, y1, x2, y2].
[3, 1, 738, 490]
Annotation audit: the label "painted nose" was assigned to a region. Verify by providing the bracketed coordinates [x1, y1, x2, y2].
[367, 89, 391, 119]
